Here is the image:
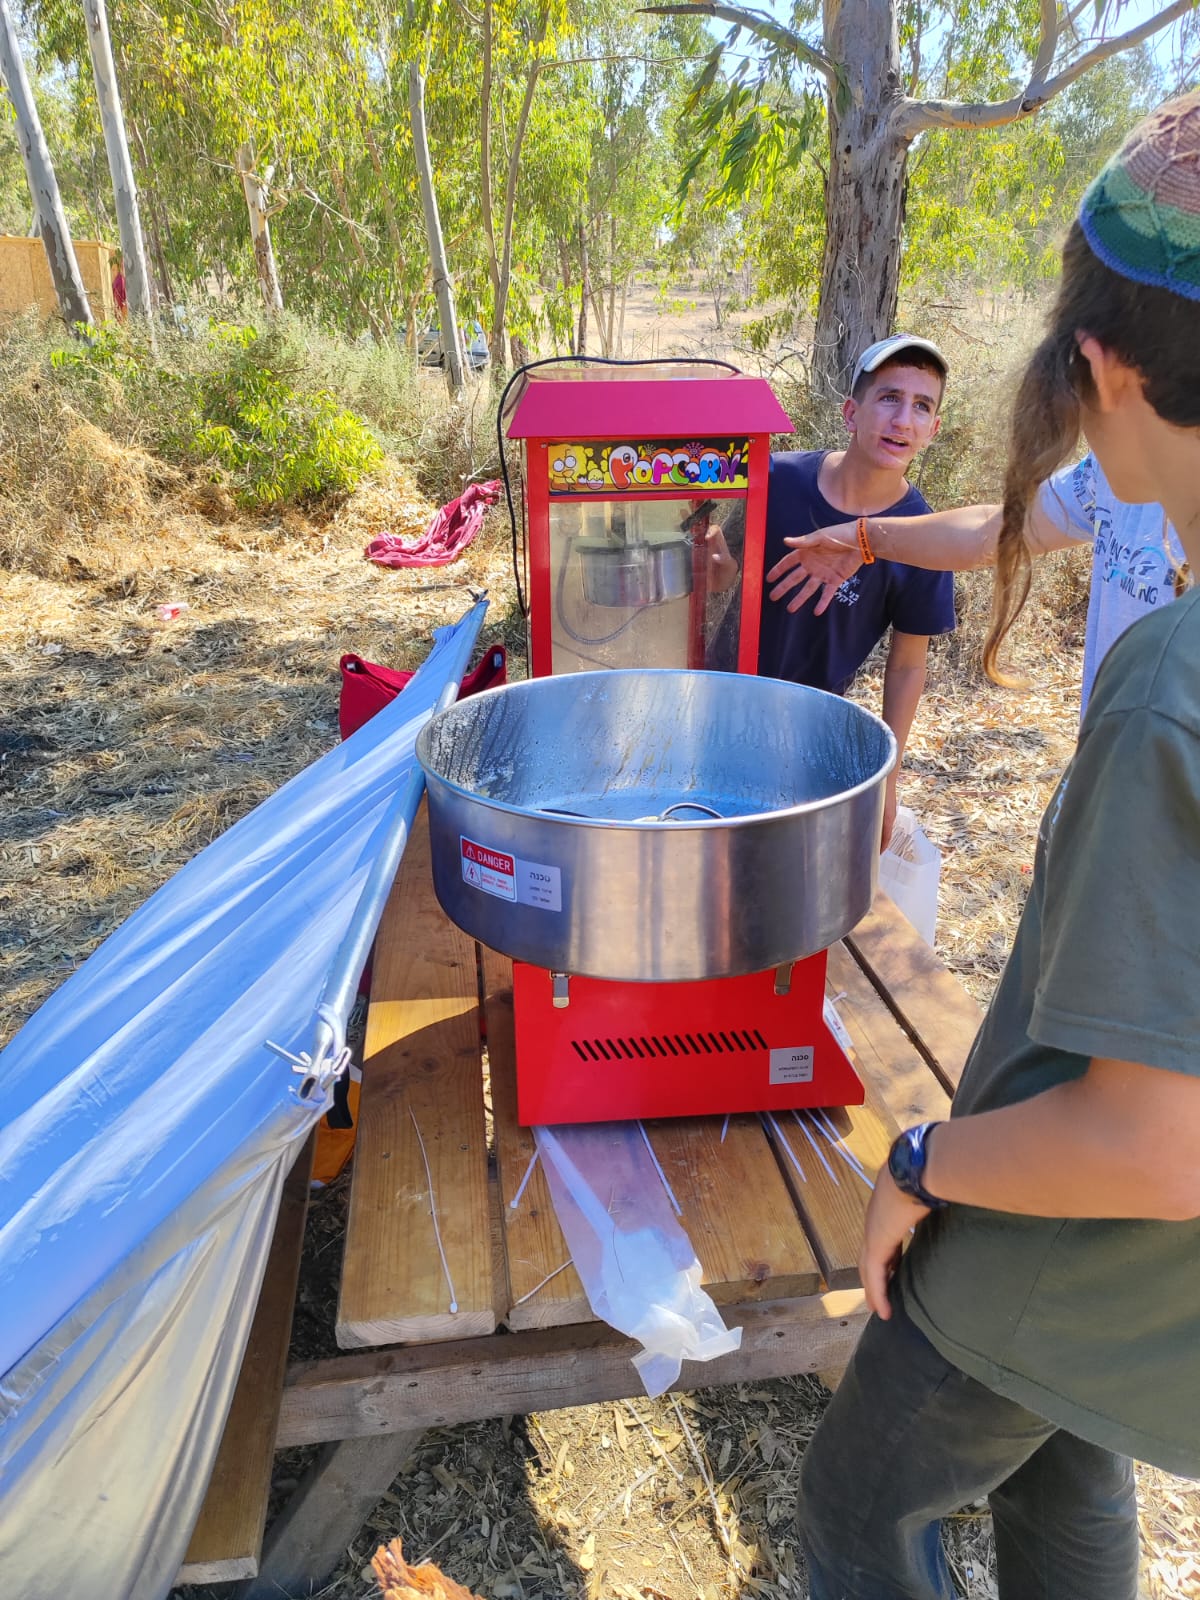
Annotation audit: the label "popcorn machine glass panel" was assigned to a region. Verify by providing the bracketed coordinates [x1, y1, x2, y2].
[547, 496, 740, 675]
[506, 368, 788, 683]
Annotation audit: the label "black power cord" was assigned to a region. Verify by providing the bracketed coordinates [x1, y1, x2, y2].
[494, 354, 743, 617]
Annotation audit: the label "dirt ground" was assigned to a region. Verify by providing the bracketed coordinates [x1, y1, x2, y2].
[3, 340, 1198, 1598]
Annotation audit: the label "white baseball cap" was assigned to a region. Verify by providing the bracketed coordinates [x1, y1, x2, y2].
[851, 334, 948, 393]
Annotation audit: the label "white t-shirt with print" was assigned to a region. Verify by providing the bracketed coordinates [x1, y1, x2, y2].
[1037, 454, 1186, 714]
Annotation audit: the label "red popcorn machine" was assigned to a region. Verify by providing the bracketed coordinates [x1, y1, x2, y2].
[417, 361, 895, 1126]
[508, 362, 781, 677]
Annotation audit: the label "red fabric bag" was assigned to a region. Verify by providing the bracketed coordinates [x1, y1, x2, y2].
[338, 644, 507, 741]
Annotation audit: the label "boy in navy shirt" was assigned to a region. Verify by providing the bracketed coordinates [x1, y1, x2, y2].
[759, 335, 956, 847]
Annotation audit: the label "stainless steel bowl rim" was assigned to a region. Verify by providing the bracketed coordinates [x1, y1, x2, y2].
[415, 668, 897, 827]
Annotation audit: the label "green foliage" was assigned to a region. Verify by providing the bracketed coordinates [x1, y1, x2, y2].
[7, 0, 1195, 389]
[49, 321, 131, 376]
[678, 38, 825, 215]
[176, 325, 383, 506]
[672, 0, 1180, 325]
[46, 319, 385, 507]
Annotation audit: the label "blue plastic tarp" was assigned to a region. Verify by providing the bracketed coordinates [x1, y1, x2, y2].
[0, 602, 485, 1600]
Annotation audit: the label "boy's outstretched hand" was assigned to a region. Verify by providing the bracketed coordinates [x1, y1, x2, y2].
[767, 527, 862, 613]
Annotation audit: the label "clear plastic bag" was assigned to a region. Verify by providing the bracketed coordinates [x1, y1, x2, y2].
[879, 805, 941, 946]
[534, 1122, 742, 1396]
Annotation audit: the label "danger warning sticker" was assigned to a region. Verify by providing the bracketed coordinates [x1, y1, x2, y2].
[460, 836, 562, 911]
[461, 836, 516, 899]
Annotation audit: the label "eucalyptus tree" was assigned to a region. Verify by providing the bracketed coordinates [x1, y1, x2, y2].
[648, 0, 1199, 393]
[0, 0, 91, 327]
[340, 0, 467, 386]
[515, 4, 708, 357]
[902, 47, 1163, 302]
[81, 0, 153, 317]
[408, 22, 465, 391]
[475, 0, 566, 365]
[580, 13, 696, 355]
[83, 0, 371, 312]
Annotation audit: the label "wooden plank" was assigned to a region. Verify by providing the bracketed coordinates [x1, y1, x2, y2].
[277, 1289, 867, 1446]
[645, 1114, 822, 1302]
[826, 943, 952, 1127]
[483, 946, 592, 1330]
[761, 1091, 897, 1290]
[846, 890, 984, 1095]
[337, 804, 494, 1348]
[178, 1135, 315, 1585]
[238, 1431, 423, 1600]
[747, 949, 947, 1290]
[487, 1167, 514, 1327]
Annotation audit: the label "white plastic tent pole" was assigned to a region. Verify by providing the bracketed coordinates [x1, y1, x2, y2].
[304, 609, 483, 1076]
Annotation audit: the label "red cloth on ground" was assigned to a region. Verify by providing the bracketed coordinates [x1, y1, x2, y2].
[365, 479, 503, 568]
[337, 644, 507, 741]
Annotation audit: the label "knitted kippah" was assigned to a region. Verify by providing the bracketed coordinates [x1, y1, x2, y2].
[1079, 90, 1200, 301]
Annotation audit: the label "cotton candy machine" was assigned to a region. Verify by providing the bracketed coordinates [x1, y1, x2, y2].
[418, 669, 893, 980]
[417, 670, 894, 1124]
[419, 360, 892, 1125]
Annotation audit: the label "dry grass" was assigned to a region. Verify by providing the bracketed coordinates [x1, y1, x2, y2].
[3, 316, 1197, 1600]
[0, 454, 518, 1050]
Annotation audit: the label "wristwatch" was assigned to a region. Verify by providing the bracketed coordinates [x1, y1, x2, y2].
[887, 1122, 948, 1209]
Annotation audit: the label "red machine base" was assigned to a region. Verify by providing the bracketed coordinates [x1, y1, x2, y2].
[511, 949, 864, 1126]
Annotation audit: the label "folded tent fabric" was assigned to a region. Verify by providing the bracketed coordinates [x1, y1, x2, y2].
[0, 602, 485, 1600]
[365, 479, 503, 568]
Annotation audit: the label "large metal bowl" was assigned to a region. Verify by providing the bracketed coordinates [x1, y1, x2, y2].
[416, 669, 895, 982]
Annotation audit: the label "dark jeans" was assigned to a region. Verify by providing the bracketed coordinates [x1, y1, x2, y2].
[795, 1291, 1138, 1600]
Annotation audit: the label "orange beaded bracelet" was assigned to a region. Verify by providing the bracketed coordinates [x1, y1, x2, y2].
[856, 516, 876, 565]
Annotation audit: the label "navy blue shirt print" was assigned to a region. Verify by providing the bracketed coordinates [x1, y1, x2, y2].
[757, 450, 957, 694]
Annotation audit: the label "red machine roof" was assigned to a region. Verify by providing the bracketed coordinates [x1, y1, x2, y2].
[506, 369, 793, 439]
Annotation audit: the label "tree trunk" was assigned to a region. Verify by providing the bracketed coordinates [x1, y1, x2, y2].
[589, 276, 607, 356]
[576, 221, 589, 357]
[0, 0, 93, 331]
[479, 0, 501, 328]
[488, 58, 542, 369]
[129, 117, 176, 306]
[615, 275, 628, 358]
[330, 164, 393, 336]
[236, 143, 284, 312]
[145, 210, 174, 308]
[408, 61, 465, 394]
[358, 108, 405, 328]
[82, 0, 154, 324]
[812, 0, 910, 397]
[605, 211, 617, 355]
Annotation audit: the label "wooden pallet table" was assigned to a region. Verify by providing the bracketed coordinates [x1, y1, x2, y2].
[182, 804, 982, 1597]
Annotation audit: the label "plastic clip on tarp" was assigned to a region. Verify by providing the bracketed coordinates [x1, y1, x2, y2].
[534, 1123, 742, 1397]
[0, 601, 486, 1600]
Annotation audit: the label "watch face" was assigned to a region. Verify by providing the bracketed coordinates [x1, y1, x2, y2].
[896, 1126, 928, 1203]
[889, 1124, 945, 1207]
[888, 1131, 919, 1190]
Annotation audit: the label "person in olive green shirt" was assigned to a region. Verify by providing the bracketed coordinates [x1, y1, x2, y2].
[795, 93, 1200, 1600]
